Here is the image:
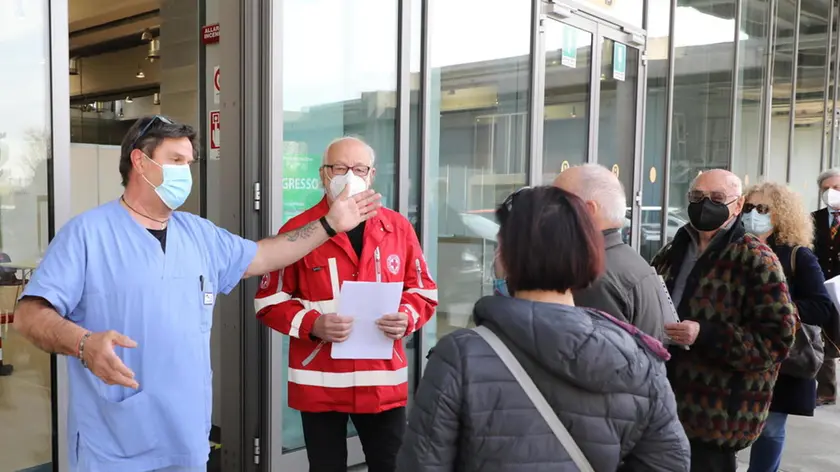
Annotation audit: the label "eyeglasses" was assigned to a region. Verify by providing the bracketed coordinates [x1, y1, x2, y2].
[323, 164, 372, 177]
[131, 115, 174, 150]
[687, 190, 738, 206]
[743, 203, 771, 215]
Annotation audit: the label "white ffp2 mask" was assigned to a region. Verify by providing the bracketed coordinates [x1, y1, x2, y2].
[329, 172, 368, 199]
[824, 188, 840, 209]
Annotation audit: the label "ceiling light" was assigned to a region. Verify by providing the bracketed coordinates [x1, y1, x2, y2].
[147, 39, 160, 62]
[125, 96, 133, 103]
[153, 93, 161, 106]
[141, 29, 153, 41]
[136, 66, 145, 79]
[69, 57, 79, 75]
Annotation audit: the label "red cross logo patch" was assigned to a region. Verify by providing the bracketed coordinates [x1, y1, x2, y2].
[260, 273, 271, 290]
[387, 254, 401, 275]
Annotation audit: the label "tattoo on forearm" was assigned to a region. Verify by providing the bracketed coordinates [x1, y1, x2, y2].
[285, 222, 318, 242]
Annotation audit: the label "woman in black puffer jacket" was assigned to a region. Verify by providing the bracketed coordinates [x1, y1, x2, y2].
[396, 186, 690, 472]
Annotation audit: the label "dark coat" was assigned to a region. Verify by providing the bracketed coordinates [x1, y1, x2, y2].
[811, 208, 840, 358]
[396, 296, 690, 472]
[768, 239, 836, 416]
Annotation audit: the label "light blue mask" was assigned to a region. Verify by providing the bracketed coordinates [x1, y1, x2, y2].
[742, 209, 773, 235]
[493, 278, 510, 297]
[143, 155, 193, 210]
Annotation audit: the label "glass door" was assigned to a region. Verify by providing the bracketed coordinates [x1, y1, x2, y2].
[539, 3, 646, 249]
[541, 15, 596, 182]
[595, 32, 644, 247]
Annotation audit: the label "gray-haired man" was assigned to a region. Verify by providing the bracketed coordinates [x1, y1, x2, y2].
[553, 163, 667, 340]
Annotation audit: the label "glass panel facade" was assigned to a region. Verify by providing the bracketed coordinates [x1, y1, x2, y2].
[279, 0, 399, 452]
[641, 0, 671, 261]
[668, 0, 737, 240]
[733, 0, 769, 187]
[0, 1, 54, 471]
[766, 1, 796, 183]
[542, 21, 591, 183]
[598, 39, 639, 243]
[249, 0, 840, 467]
[790, 3, 833, 209]
[426, 0, 531, 347]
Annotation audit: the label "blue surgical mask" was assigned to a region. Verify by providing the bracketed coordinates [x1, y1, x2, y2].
[742, 209, 773, 235]
[493, 278, 510, 297]
[143, 155, 193, 210]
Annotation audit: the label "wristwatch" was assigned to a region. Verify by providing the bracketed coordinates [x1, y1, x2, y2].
[319, 216, 337, 237]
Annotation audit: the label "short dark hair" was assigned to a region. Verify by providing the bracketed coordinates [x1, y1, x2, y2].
[496, 186, 605, 295]
[119, 115, 199, 186]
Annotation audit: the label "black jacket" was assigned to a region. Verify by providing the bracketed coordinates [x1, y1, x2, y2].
[811, 208, 840, 357]
[396, 296, 690, 472]
[769, 239, 836, 416]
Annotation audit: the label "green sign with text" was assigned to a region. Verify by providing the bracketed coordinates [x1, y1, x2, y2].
[282, 153, 324, 224]
[562, 25, 577, 68]
[613, 42, 627, 81]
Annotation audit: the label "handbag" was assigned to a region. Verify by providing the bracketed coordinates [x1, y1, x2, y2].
[779, 246, 825, 379]
[472, 326, 595, 472]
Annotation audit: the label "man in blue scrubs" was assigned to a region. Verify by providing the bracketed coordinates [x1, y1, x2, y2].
[12, 115, 381, 472]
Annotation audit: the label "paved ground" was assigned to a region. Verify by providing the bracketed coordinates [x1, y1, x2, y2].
[736, 402, 840, 472]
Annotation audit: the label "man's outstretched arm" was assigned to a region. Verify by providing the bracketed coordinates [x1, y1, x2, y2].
[244, 187, 381, 278]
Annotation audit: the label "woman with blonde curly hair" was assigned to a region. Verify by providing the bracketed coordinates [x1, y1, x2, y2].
[744, 182, 837, 472]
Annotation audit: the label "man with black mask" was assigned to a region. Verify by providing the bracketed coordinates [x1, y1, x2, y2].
[651, 169, 796, 472]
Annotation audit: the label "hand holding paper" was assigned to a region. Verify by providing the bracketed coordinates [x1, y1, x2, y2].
[377, 313, 408, 340]
[312, 314, 354, 343]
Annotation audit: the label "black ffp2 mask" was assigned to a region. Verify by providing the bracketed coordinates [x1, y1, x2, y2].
[688, 198, 731, 232]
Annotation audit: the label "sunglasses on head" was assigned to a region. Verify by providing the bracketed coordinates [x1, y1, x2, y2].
[743, 203, 771, 215]
[503, 186, 531, 211]
[130, 115, 174, 150]
[496, 186, 530, 223]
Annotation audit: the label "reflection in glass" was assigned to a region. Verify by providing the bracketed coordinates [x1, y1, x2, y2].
[542, 21, 591, 183]
[0, 0, 54, 470]
[732, 0, 769, 187]
[425, 0, 531, 349]
[641, 0, 672, 261]
[597, 39, 638, 245]
[790, 5, 833, 211]
[766, 2, 796, 182]
[279, 0, 399, 452]
[667, 1, 737, 242]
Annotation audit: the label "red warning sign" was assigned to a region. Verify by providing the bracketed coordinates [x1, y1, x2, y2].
[209, 110, 220, 160]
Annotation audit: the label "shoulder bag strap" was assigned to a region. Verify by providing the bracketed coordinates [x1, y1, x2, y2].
[791, 245, 800, 277]
[472, 326, 596, 472]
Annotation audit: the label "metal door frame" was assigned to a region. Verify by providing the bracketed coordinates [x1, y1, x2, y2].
[534, 1, 647, 249]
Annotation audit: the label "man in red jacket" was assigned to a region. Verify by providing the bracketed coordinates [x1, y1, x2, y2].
[255, 137, 437, 472]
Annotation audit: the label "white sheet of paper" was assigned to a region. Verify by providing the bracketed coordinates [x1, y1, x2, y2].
[658, 275, 681, 325]
[824, 275, 840, 314]
[330, 281, 404, 360]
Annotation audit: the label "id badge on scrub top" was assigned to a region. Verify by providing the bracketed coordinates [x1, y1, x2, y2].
[200, 276, 215, 305]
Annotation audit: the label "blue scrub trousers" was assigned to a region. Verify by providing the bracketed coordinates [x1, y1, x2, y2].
[747, 411, 788, 472]
[75, 443, 206, 472]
